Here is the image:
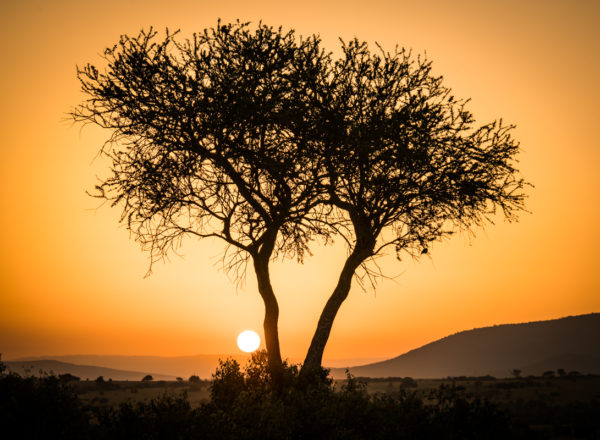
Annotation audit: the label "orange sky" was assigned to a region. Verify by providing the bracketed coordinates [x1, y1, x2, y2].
[1, 0, 598, 364]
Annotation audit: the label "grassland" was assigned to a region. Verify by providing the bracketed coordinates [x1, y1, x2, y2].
[4, 366, 599, 439]
[74, 374, 600, 409]
[74, 379, 211, 408]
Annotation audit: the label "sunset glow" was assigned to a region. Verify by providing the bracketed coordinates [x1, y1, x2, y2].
[0, 0, 598, 365]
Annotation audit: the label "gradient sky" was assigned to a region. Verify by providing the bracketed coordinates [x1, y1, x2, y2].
[1, 0, 598, 364]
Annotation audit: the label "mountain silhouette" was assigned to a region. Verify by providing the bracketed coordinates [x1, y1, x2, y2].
[10, 353, 385, 378]
[331, 313, 600, 378]
[9, 314, 598, 380]
[4, 359, 176, 381]
[10, 354, 249, 379]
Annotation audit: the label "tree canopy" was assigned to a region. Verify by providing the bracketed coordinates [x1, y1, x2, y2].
[73, 21, 528, 380]
[303, 39, 527, 369]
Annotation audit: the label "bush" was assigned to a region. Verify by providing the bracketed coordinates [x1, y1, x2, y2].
[400, 376, 418, 388]
[0, 352, 513, 439]
[94, 393, 195, 440]
[59, 373, 81, 382]
[199, 351, 509, 439]
[0, 373, 90, 440]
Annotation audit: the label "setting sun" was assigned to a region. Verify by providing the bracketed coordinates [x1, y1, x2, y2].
[237, 330, 260, 353]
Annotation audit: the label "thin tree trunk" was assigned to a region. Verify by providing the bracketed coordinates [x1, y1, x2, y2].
[302, 245, 371, 373]
[253, 255, 283, 380]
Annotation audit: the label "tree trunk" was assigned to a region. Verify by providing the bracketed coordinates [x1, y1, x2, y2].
[302, 245, 371, 373]
[253, 256, 283, 380]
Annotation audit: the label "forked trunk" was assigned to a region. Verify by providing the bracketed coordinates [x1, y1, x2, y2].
[302, 246, 371, 373]
[253, 256, 283, 380]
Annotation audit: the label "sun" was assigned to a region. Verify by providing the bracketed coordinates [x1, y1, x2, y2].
[237, 330, 260, 352]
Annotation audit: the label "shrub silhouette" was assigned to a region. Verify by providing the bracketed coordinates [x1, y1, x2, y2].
[0, 353, 537, 439]
[400, 376, 418, 388]
[0, 374, 89, 440]
[94, 393, 195, 440]
[200, 351, 510, 439]
[59, 373, 81, 382]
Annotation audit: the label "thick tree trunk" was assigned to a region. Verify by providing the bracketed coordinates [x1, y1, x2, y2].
[302, 245, 372, 373]
[253, 256, 283, 380]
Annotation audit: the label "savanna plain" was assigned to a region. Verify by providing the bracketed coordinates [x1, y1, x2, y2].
[3, 354, 600, 440]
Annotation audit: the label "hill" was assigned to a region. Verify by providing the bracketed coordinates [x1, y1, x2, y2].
[331, 313, 600, 379]
[4, 359, 176, 381]
[10, 353, 385, 378]
[10, 314, 598, 380]
[10, 354, 250, 379]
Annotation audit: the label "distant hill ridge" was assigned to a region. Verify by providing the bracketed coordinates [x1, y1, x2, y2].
[331, 313, 600, 378]
[10, 354, 250, 379]
[8, 313, 598, 380]
[9, 353, 385, 378]
[4, 359, 176, 381]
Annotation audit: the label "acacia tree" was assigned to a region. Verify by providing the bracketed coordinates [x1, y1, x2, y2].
[73, 22, 330, 378]
[74, 21, 528, 379]
[302, 40, 528, 370]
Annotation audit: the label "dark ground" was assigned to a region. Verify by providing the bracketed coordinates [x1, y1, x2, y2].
[2, 365, 600, 439]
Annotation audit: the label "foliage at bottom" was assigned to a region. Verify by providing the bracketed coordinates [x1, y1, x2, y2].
[3, 352, 595, 439]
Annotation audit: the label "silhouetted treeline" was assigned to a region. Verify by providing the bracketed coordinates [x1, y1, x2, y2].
[1, 354, 599, 439]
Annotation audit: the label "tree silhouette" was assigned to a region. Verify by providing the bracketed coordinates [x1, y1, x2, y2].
[302, 40, 528, 370]
[73, 22, 329, 379]
[73, 21, 528, 380]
